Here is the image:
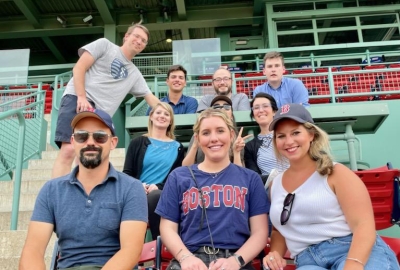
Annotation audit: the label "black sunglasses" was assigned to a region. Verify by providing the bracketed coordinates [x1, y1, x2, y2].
[212, 104, 232, 111]
[280, 193, 295, 225]
[73, 131, 111, 144]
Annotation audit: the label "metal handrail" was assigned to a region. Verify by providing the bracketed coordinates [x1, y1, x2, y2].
[0, 90, 45, 230]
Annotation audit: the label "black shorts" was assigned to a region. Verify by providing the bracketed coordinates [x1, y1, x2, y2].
[54, 94, 95, 148]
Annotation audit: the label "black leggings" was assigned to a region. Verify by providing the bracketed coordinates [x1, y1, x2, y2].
[147, 189, 162, 240]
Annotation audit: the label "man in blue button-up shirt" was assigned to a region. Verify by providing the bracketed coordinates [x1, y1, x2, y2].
[252, 51, 310, 108]
[147, 65, 198, 115]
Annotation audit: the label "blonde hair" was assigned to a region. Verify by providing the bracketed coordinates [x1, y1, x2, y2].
[273, 122, 334, 176]
[147, 102, 176, 140]
[263, 51, 285, 66]
[124, 20, 150, 43]
[193, 108, 236, 137]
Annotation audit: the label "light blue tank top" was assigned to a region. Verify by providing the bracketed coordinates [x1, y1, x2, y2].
[140, 138, 179, 185]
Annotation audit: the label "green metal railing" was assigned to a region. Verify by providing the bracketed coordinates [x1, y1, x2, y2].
[0, 88, 46, 230]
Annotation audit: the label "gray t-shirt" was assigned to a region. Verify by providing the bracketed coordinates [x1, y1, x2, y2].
[63, 38, 151, 116]
[196, 93, 251, 112]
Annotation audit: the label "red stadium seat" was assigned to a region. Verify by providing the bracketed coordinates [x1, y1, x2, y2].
[340, 66, 362, 71]
[354, 166, 400, 230]
[292, 69, 313, 74]
[364, 64, 386, 70]
[316, 67, 338, 73]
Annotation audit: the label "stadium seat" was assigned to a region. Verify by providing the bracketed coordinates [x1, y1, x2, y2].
[389, 63, 400, 69]
[354, 164, 400, 230]
[245, 72, 264, 77]
[364, 64, 387, 70]
[198, 75, 213, 81]
[292, 69, 313, 74]
[8, 85, 28, 90]
[316, 67, 338, 72]
[340, 66, 362, 71]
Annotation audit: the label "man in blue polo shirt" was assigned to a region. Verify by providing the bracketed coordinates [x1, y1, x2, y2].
[146, 65, 198, 115]
[19, 109, 148, 270]
[252, 51, 310, 108]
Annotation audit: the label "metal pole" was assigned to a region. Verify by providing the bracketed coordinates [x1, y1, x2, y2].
[11, 112, 26, 230]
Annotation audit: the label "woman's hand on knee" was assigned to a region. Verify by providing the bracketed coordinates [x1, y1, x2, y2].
[181, 255, 208, 270]
[263, 251, 286, 270]
[209, 257, 240, 270]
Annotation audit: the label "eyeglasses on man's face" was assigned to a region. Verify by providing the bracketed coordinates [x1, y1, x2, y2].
[280, 193, 295, 225]
[212, 77, 231, 83]
[73, 131, 112, 144]
[212, 104, 232, 111]
[252, 103, 272, 111]
[131, 33, 148, 45]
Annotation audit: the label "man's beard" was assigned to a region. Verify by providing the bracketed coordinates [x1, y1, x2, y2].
[79, 146, 103, 169]
[215, 86, 231, 96]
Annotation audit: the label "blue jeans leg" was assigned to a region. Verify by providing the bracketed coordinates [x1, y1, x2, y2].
[294, 234, 400, 270]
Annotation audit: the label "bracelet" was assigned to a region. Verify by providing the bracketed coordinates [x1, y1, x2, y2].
[175, 248, 183, 258]
[179, 253, 194, 263]
[346, 257, 365, 266]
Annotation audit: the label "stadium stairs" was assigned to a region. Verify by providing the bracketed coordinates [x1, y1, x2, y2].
[0, 114, 127, 269]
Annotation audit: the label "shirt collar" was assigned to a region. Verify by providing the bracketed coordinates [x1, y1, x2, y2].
[166, 94, 186, 105]
[69, 163, 118, 184]
[267, 76, 287, 90]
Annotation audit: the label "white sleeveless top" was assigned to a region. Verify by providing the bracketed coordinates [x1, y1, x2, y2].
[270, 169, 351, 257]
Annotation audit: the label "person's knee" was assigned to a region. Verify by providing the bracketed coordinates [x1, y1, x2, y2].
[147, 190, 162, 210]
[58, 143, 75, 162]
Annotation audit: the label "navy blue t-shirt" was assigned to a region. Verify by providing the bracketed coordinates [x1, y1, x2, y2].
[155, 163, 269, 252]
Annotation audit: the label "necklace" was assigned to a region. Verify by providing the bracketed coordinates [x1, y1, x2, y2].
[209, 172, 219, 178]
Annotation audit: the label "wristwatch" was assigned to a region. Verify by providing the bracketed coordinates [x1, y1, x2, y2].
[232, 253, 246, 267]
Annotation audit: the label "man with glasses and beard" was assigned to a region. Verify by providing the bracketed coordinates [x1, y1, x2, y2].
[20, 109, 148, 270]
[196, 68, 251, 112]
[52, 21, 160, 179]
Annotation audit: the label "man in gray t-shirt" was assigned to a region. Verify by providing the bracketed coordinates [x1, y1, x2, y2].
[52, 22, 160, 178]
[196, 68, 251, 112]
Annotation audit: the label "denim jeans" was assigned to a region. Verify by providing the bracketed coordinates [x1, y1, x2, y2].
[167, 247, 255, 270]
[61, 266, 102, 270]
[294, 234, 399, 270]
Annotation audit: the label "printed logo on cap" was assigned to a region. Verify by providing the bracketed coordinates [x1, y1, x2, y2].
[280, 104, 290, 114]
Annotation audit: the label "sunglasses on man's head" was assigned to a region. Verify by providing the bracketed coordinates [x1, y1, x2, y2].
[212, 104, 232, 111]
[73, 131, 111, 144]
[280, 193, 295, 225]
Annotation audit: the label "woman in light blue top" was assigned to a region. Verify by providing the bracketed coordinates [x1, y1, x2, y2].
[123, 102, 184, 240]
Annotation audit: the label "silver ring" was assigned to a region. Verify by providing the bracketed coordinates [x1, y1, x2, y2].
[269, 256, 274, 261]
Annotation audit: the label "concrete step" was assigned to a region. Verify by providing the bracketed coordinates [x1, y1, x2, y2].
[16, 166, 124, 181]
[0, 230, 56, 269]
[0, 194, 38, 211]
[0, 211, 33, 231]
[29, 157, 126, 170]
[0, 180, 47, 195]
[40, 148, 126, 160]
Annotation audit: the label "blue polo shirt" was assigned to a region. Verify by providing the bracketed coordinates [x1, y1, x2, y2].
[146, 94, 198, 115]
[252, 77, 310, 108]
[31, 164, 148, 269]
